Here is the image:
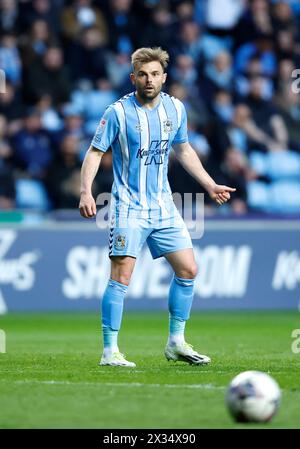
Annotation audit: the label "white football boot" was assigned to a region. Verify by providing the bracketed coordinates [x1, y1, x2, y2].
[165, 342, 211, 365]
[100, 351, 136, 367]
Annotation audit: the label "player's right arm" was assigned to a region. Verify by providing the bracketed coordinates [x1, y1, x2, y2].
[79, 105, 120, 219]
[79, 146, 103, 218]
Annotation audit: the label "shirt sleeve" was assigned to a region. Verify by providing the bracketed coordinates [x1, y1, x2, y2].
[91, 106, 119, 152]
[172, 101, 188, 145]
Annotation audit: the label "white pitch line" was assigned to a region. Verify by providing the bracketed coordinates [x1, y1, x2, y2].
[11, 380, 225, 390]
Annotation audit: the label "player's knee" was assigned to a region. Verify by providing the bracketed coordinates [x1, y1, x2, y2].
[178, 263, 198, 279]
[113, 272, 132, 286]
[110, 258, 134, 286]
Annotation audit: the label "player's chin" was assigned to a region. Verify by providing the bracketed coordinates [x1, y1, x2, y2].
[143, 88, 159, 98]
[144, 92, 157, 100]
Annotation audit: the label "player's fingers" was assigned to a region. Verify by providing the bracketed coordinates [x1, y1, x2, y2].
[220, 192, 230, 202]
[79, 206, 87, 218]
[86, 205, 95, 217]
[81, 205, 93, 218]
[92, 202, 97, 216]
[79, 207, 87, 218]
[223, 186, 236, 192]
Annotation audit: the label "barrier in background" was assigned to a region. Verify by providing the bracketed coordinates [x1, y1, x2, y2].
[0, 220, 299, 312]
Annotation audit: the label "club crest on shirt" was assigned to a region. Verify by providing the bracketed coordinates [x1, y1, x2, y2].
[135, 123, 143, 133]
[163, 119, 173, 133]
[114, 234, 126, 250]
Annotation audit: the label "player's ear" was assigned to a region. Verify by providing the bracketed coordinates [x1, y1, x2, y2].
[163, 73, 167, 84]
[130, 72, 135, 85]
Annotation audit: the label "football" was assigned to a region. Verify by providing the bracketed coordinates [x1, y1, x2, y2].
[226, 370, 281, 423]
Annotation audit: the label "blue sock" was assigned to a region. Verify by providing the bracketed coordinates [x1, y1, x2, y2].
[101, 279, 128, 353]
[168, 276, 195, 345]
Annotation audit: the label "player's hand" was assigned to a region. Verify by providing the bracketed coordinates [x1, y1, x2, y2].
[208, 184, 236, 206]
[79, 193, 97, 218]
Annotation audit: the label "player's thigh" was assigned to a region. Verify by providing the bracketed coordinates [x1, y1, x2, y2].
[110, 256, 136, 285]
[147, 223, 193, 263]
[164, 248, 198, 279]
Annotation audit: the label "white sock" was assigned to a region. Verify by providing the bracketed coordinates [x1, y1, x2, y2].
[168, 316, 186, 345]
[103, 345, 119, 356]
[168, 333, 185, 346]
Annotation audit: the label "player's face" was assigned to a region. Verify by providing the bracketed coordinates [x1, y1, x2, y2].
[131, 61, 167, 101]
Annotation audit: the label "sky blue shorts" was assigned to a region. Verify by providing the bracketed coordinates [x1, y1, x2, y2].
[108, 213, 193, 259]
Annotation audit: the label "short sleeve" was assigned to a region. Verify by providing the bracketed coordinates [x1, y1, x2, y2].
[172, 101, 188, 145]
[91, 106, 119, 152]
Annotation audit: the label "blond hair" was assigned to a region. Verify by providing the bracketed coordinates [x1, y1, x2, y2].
[131, 47, 169, 72]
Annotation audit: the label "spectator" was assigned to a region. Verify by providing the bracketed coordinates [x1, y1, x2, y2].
[273, 83, 300, 151]
[54, 102, 88, 159]
[275, 28, 300, 61]
[104, 0, 138, 53]
[22, 0, 60, 35]
[235, 33, 277, 78]
[71, 78, 118, 136]
[211, 90, 234, 125]
[19, 19, 57, 68]
[0, 160, 15, 210]
[25, 46, 71, 106]
[106, 51, 131, 92]
[65, 25, 108, 82]
[174, 1, 195, 23]
[245, 76, 289, 149]
[0, 114, 15, 209]
[201, 51, 233, 102]
[169, 54, 199, 96]
[172, 20, 204, 61]
[61, 0, 108, 44]
[229, 102, 283, 153]
[36, 94, 63, 132]
[235, 55, 274, 98]
[227, 104, 250, 153]
[0, 32, 22, 87]
[46, 134, 82, 208]
[235, 0, 273, 47]
[218, 147, 249, 214]
[0, 82, 23, 135]
[168, 82, 210, 129]
[12, 108, 52, 179]
[187, 120, 211, 162]
[0, 0, 19, 34]
[138, 6, 175, 51]
[272, 1, 297, 34]
[276, 58, 296, 93]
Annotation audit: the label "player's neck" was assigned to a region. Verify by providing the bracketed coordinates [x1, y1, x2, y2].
[135, 92, 161, 110]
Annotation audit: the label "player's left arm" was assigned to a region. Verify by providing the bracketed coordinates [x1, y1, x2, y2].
[172, 141, 236, 205]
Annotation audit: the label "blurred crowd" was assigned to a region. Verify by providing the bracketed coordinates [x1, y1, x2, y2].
[1, 0, 300, 215]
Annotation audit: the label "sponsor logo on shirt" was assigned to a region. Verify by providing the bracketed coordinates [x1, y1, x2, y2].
[136, 139, 169, 165]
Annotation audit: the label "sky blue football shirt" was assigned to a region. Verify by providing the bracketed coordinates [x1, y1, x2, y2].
[91, 92, 188, 218]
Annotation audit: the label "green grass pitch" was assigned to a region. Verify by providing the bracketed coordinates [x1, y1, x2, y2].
[0, 311, 299, 429]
